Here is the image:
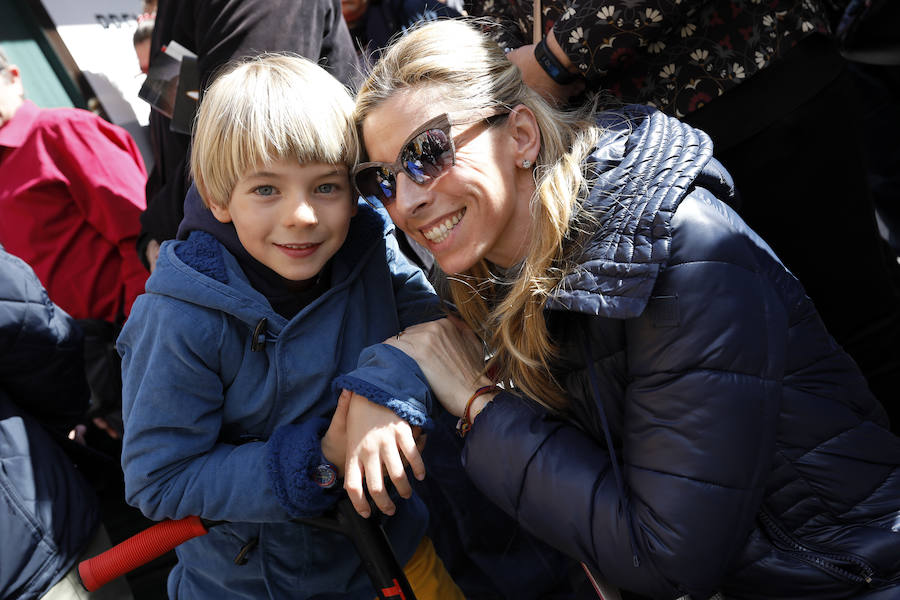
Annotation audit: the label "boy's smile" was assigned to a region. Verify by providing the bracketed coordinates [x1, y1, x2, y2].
[274, 241, 321, 257]
[209, 158, 356, 283]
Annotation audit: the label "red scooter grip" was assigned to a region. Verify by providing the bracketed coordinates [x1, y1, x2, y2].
[78, 516, 209, 591]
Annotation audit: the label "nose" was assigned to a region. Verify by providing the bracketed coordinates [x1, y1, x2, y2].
[390, 173, 431, 221]
[283, 196, 317, 227]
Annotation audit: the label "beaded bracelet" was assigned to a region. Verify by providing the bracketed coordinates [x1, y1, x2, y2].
[456, 385, 500, 438]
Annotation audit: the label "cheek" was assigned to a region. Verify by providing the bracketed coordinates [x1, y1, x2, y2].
[328, 203, 355, 241]
[231, 217, 258, 240]
[384, 204, 405, 230]
[454, 165, 504, 213]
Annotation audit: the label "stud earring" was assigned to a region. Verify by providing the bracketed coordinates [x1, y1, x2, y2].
[521, 159, 532, 168]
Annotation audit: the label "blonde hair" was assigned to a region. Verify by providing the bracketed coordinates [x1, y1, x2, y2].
[191, 53, 358, 208]
[355, 19, 601, 410]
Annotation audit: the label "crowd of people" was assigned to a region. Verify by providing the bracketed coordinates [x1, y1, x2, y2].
[1, 0, 899, 599]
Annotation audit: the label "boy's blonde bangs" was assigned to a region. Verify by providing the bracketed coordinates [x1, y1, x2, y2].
[192, 54, 358, 207]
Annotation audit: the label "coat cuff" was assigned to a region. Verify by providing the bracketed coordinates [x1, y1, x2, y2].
[266, 417, 340, 517]
[333, 344, 433, 429]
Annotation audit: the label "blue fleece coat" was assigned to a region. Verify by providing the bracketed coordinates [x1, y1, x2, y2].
[0, 247, 98, 600]
[346, 106, 900, 599]
[118, 203, 439, 599]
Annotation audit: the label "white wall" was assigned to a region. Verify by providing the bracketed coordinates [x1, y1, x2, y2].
[39, 0, 154, 168]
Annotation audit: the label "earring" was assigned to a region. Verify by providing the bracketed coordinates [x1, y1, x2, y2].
[521, 159, 532, 168]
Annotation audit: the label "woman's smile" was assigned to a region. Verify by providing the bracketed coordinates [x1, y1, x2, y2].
[421, 208, 465, 244]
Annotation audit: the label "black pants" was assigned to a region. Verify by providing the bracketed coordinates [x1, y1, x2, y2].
[76, 319, 124, 436]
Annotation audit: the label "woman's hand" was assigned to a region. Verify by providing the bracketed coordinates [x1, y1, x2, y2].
[385, 318, 493, 418]
[343, 392, 426, 518]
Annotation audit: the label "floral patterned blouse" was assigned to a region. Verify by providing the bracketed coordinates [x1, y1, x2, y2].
[465, 0, 832, 117]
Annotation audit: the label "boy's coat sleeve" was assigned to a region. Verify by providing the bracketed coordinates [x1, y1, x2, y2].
[334, 344, 433, 429]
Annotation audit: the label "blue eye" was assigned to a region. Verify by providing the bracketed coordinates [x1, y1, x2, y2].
[254, 185, 275, 196]
[316, 183, 336, 194]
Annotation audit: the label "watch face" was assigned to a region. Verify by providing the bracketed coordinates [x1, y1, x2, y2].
[315, 463, 338, 489]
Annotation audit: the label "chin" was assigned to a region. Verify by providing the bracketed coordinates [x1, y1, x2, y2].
[434, 252, 478, 275]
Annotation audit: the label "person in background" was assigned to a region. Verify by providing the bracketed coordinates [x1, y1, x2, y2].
[0, 245, 134, 600]
[465, 0, 900, 430]
[343, 0, 462, 68]
[850, 61, 900, 258]
[132, 2, 157, 75]
[0, 46, 148, 441]
[343, 18, 900, 599]
[139, 0, 359, 273]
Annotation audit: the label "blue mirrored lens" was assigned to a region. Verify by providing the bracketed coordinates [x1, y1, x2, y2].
[357, 166, 396, 206]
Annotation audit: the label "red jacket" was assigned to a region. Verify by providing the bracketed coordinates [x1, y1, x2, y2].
[0, 101, 148, 322]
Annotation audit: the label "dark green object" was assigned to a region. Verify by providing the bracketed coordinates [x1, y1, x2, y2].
[0, 0, 86, 109]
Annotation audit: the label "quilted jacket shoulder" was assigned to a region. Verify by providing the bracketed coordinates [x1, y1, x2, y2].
[0, 247, 98, 600]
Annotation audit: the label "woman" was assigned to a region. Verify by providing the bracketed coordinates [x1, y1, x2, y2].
[337, 18, 900, 600]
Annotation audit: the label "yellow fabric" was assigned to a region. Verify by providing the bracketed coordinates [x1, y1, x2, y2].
[375, 536, 465, 600]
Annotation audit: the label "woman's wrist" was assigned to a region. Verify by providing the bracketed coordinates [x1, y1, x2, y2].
[468, 392, 498, 423]
[454, 378, 495, 417]
[455, 384, 500, 438]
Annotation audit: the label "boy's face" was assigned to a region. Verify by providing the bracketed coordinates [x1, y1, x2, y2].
[210, 159, 356, 282]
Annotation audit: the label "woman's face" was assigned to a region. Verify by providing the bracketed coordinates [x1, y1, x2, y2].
[360, 88, 536, 273]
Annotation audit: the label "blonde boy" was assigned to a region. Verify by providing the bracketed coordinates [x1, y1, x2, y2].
[117, 54, 461, 599]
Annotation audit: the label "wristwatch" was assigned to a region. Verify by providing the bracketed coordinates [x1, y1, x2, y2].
[313, 462, 338, 489]
[534, 37, 579, 85]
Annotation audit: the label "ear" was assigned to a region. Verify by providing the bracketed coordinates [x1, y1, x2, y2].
[207, 201, 233, 224]
[2, 65, 24, 94]
[506, 104, 541, 167]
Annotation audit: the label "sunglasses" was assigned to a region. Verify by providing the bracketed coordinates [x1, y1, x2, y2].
[352, 109, 509, 208]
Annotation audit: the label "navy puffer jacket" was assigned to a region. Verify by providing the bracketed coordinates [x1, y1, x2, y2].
[461, 106, 900, 599]
[0, 246, 98, 599]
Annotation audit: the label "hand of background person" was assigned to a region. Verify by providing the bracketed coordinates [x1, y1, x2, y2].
[68, 424, 88, 445]
[92, 416, 121, 440]
[145, 238, 161, 272]
[343, 392, 426, 518]
[507, 36, 585, 106]
[321, 389, 351, 471]
[384, 318, 493, 418]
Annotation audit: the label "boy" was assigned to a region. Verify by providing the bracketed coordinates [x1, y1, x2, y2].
[117, 54, 461, 599]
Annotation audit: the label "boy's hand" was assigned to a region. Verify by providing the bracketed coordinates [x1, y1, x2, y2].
[343, 392, 426, 518]
[322, 390, 351, 473]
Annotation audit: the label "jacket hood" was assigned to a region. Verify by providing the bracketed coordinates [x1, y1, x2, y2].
[548, 105, 735, 318]
[145, 200, 393, 331]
